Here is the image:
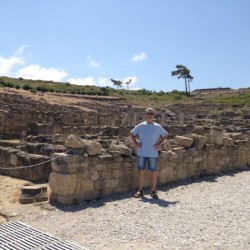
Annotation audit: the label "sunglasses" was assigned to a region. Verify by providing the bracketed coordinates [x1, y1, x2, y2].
[146, 112, 154, 115]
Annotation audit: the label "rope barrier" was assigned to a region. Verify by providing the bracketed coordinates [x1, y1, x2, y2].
[120, 112, 128, 127]
[0, 149, 71, 170]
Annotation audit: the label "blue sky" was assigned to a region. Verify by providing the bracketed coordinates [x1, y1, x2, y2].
[0, 0, 250, 91]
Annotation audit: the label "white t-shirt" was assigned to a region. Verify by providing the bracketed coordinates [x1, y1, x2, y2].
[131, 121, 168, 157]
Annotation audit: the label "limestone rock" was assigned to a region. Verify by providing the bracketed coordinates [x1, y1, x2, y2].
[51, 153, 89, 174]
[162, 140, 172, 151]
[81, 139, 102, 156]
[53, 134, 68, 144]
[190, 133, 208, 151]
[223, 137, 234, 146]
[210, 128, 223, 145]
[175, 135, 193, 148]
[211, 125, 223, 131]
[49, 172, 77, 196]
[65, 135, 84, 149]
[192, 126, 205, 135]
[231, 133, 244, 141]
[110, 141, 132, 156]
[124, 136, 137, 155]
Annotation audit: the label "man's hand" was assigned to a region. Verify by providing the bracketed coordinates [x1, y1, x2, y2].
[130, 133, 142, 148]
[154, 143, 161, 150]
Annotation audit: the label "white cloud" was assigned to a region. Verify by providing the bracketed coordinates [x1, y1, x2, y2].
[97, 77, 111, 87]
[0, 45, 29, 75]
[68, 77, 96, 86]
[16, 44, 30, 56]
[68, 77, 112, 87]
[86, 55, 101, 68]
[17, 64, 68, 81]
[131, 52, 147, 62]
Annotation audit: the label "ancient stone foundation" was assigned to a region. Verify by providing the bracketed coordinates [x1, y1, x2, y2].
[49, 133, 250, 205]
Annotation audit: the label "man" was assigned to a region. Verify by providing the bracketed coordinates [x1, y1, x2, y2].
[130, 107, 168, 199]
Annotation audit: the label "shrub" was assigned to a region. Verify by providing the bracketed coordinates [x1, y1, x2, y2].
[23, 84, 32, 90]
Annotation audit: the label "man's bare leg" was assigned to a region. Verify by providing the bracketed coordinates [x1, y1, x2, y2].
[138, 170, 145, 191]
[134, 170, 145, 198]
[150, 171, 157, 191]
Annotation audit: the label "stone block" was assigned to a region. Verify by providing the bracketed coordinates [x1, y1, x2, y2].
[206, 134, 214, 144]
[91, 171, 99, 181]
[49, 172, 77, 196]
[65, 134, 84, 148]
[51, 153, 89, 174]
[82, 139, 102, 156]
[10, 154, 18, 166]
[53, 134, 68, 144]
[171, 146, 184, 159]
[112, 169, 123, 179]
[210, 129, 223, 145]
[110, 141, 132, 156]
[223, 137, 234, 146]
[192, 126, 205, 135]
[162, 140, 172, 151]
[231, 133, 244, 141]
[124, 136, 137, 155]
[19, 185, 48, 204]
[175, 135, 193, 147]
[78, 179, 94, 193]
[104, 179, 119, 189]
[190, 133, 208, 151]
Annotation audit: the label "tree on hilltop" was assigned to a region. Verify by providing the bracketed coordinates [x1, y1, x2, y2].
[111, 79, 123, 89]
[171, 65, 193, 95]
[124, 79, 132, 90]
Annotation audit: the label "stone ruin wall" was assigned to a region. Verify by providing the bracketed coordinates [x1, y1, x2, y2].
[1, 90, 250, 140]
[49, 129, 250, 205]
[1, 90, 250, 205]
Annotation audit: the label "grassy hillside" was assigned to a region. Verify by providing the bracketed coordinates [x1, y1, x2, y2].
[0, 76, 249, 112]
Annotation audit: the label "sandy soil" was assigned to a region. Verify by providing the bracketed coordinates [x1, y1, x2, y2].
[0, 170, 249, 250]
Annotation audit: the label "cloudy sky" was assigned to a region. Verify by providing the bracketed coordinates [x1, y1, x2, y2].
[0, 0, 250, 91]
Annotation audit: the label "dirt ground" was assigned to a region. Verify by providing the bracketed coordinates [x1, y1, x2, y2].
[0, 175, 49, 223]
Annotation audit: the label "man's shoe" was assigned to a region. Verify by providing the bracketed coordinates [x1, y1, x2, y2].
[151, 190, 159, 199]
[134, 189, 143, 198]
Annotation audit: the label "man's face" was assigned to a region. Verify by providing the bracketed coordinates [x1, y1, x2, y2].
[145, 111, 154, 123]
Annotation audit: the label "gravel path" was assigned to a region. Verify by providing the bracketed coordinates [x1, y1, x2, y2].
[15, 170, 250, 249]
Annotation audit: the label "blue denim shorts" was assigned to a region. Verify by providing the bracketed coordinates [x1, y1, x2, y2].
[137, 156, 158, 171]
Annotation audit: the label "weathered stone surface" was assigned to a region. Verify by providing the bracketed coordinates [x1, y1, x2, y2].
[51, 153, 89, 174]
[10, 154, 18, 166]
[124, 136, 137, 155]
[206, 134, 214, 144]
[223, 137, 234, 146]
[162, 140, 172, 151]
[65, 135, 84, 148]
[104, 179, 119, 189]
[49, 172, 77, 196]
[78, 179, 94, 192]
[91, 171, 99, 181]
[192, 126, 205, 135]
[53, 134, 68, 144]
[171, 146, 184, 158]
[210, 128, 223, 145]
[19, 185, 48, 204]
[175, 136, 193, 147]
[81, 139, 102, 156]
[211, 125, 223, 131]
[231, 133, 244, 141]
[110, 141, 132, 156]
[190, 133, 208, 151]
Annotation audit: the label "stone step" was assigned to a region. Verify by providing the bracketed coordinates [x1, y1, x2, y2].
[19, 185, 48, 204]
